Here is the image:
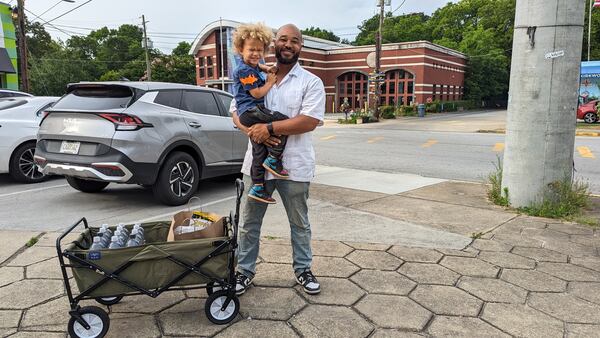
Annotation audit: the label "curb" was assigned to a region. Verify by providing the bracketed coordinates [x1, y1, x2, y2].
[477, 129, 600, 137]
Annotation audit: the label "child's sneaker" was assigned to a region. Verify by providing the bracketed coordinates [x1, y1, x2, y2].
[248, 184, 276, 204]
[262, 155, 289, 178]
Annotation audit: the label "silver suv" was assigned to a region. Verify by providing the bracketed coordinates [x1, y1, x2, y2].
[35, 81, 247, 205]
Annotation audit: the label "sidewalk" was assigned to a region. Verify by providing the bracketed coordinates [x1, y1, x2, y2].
[1, 169, 600, 337]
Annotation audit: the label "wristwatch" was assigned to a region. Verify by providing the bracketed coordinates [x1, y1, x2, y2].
[266, 122, 274, 135]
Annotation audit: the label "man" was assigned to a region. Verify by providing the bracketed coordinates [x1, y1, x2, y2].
[231, 23, 325, 295]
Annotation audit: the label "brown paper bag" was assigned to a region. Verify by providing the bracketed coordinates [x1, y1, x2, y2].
[167, 210, 224, 241]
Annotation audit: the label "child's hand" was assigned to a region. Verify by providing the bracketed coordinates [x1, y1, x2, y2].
[267, 65, 279, 74]
[266, 72, 277, 85]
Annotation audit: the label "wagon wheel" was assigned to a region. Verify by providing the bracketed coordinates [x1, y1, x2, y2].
[95, 296, 123, 306]
[67, 306, 110, 338]
[204, 290, 239, 324]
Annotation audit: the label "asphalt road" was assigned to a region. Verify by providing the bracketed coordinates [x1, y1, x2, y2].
[1, 109, 598, 230]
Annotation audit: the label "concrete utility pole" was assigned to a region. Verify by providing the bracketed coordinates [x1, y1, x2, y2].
[501, 0, 585, 207]
[374, 0, 385, 118]
[16, 0, 29, 92]
[142, 15, 151, 81]
[589, 0, 593, 60]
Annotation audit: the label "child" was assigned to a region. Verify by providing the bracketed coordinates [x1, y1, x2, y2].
[233, 23, 289, 204]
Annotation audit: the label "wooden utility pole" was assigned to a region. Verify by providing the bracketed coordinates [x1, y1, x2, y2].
[374, 0, 385, 119]
[16, 0, 29, 92]
[142, 15, 151, 81]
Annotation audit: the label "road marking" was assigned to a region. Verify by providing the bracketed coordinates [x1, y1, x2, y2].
[577, 146, 595, 159]
[320, 135, 336, 141]
[493, 143, 505, 152]
[368, 137, 384, 144]
[0, 183, 69, 199]
[421, 139, 438, 148]
[129, 196, 236, 223]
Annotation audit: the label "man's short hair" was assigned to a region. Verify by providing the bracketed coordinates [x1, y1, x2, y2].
[233, 23, 273, 53]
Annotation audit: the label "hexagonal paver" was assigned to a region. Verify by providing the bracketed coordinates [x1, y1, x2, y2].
[0, 310, 22, 329]
[296, 277, 364, 306]
[547, 223, 594, 235]
[343, 242, 391, 251]
[111, 290, 186, 313]
[501, 269, 566, 292]
[21, 296, 85, 331]
[0, 279, 63, 309]
[34, 231, 81, 247]
[290, 305, 373, 338]
[159, 299, 235, 336]
[398, 262, 459, 285]
[492, 233, 543, 248]
[0, 267, 23, 287]
[311, 256, 359, 278]
[440, 256, 499, 278]
[355, 294, 431, 330]
[259, 244, 293, 264]
[215, 319, 299, 338]
[7, 246, 56, 266]
[569, 235, 600, 248]
[570, 282, 600, 305]
[482, 303, 564, 338]
[105, 313, 161, 338]
[567, 324, 600, 338]
[371, 330, 424, 338]
[477, 251, 535, 269]
[428, 316, 510, 338]
[458, 276, 527, 303]
[239, 287, 305, 320]
[521, 228, 570, 242]
[351, 270, 416, 295]
[311, 240, 353, 257]
[409, 285, 482, 316]
[436, 248, 478, 257]
[529, 292, 600, 323]
[8, 332, 65, 338]
[571, 256, 600, 272]
[346, 251, 402, 271]
[387, 246, 442, 263]
[537, 262, 600, 282]
[471, 239, 512, 252]
[511, 247, 567, 263]
[543, 239, 597, 258]
[26, 258, 67, 279]
[253, 263, 296, 287]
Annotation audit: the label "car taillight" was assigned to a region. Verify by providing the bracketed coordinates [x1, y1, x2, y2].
[39, 111, 51, 126]
[98, 113, 152, 131]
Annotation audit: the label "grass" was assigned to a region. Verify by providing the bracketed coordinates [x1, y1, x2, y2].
[576, 122, 600, 130]
[25, 237, 38, 247]
[486, 158, 597, 226]
[470, 232, 484, 239]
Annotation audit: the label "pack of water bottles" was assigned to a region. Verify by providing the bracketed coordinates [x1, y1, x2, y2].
[89, 223, 146, 250]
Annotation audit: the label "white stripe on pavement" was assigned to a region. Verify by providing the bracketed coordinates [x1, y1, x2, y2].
[129, 196, 236, 223]
[0, 184, 69, 198]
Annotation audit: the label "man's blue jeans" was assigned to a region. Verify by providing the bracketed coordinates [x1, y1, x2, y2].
[237, 175, 312, 278]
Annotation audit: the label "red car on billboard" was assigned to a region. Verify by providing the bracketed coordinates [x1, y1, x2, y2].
[578, 100, 599, 123]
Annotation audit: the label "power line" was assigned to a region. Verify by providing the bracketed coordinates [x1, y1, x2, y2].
[30, 0, 65, 22]
[43, 0, 92, 26]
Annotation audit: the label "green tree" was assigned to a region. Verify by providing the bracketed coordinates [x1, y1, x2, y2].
[301, 27, 340, 42]
[355, 12, 431, 45]
[171, 41, 192, 56]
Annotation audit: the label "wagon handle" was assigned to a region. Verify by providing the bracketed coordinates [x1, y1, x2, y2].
[56, 217, 89, 254]
[234, 179, 244, 229]
[56, 217, 88, 308]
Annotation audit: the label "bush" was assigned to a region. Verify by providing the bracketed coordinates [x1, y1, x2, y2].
[381, 105, 396, 119]
[487, 157, 510, 207]
[519, 179, 591, 219]
[397, 105, 416, 117]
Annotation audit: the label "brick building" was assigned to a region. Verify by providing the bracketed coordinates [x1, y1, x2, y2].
[189, 19, 467, 112]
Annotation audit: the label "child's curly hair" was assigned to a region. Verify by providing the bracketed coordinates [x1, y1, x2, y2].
[232, 22, 273, 53]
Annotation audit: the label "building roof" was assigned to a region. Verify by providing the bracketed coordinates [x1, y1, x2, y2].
[68, 81, 223, 92]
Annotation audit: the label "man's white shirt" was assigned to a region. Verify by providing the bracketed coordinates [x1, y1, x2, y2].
[230, 62, 326, 182]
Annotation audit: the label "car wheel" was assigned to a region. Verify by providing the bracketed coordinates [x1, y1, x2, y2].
[9, 142, 47, 183]
[583, 112, 598, 124]
[152, 151, 199, 206]
[66, 176, 110, 193]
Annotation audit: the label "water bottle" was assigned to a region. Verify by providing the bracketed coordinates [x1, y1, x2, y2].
[126, 229, 140, 247]
[133, 223, 144, 237]
[108, 235, 123, 249]
[117, 223, 129, 237]
[89, 237, 104, 250]
[100, 224, 112, 245]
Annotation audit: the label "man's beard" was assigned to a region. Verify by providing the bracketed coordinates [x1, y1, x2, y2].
[275, 47, 300, 64]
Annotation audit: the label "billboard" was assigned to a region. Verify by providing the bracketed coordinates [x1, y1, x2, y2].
[580, 61, 600, 104]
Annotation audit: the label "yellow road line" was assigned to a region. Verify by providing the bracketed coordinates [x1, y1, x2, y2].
[493, 143, 505, 152]
[320, 135, 336, 141]
[368, 137, 384, 144]
[577, 146, 595, 159]
[421, 139, 438, 148]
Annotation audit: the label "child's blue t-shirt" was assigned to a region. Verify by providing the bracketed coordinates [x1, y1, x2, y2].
[234, 62, 265, 116]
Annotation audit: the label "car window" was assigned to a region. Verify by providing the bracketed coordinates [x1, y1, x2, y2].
[36, 102, 55, 117]
[0, 98, 27, 110]
[154, 90, 182, 109]
[181, 90, 220, 116]
[217, 94, 233, 117]
[53, 86, 134, 110]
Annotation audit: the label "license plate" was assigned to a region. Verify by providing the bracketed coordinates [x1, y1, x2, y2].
[59, 141, 80, 154]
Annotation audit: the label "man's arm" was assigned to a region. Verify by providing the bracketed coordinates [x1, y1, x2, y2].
[230, 98, 281, 146]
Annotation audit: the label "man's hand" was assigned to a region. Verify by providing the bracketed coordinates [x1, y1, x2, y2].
[248, 123, 270, 143]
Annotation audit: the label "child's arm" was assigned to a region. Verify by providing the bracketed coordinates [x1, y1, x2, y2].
[258, 64, 278, 74]
[248, 72, 276, 99]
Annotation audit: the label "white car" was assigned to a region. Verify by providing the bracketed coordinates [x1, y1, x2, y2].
[0, 96, 59, 183]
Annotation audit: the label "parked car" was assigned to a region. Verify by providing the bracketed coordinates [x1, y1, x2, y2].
[577, 100, 599, 123]
[36, 81, 247, 205]
[0, 89, 33, 98]
[0, 96, 59, 183]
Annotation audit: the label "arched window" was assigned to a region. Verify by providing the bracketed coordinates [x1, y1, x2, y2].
[380, 69, 415, 106]
[336, 72, 368, 110]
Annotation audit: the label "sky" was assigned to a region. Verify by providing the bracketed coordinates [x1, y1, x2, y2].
[23, 0, 454, 53]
